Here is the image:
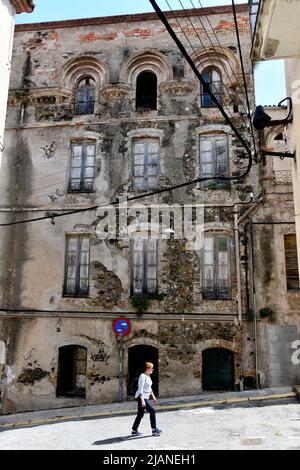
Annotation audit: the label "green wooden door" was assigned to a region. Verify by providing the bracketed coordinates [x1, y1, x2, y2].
[202, 348, 234, 391]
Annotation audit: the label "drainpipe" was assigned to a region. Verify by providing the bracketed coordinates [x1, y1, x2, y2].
[236, 197, 264, 388]
[118, 335, 125, 402]
[234, 206, 242, 323]
[250, 217, 259, 389]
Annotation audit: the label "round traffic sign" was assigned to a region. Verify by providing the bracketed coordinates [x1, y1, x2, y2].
[113, 317, 131, 336]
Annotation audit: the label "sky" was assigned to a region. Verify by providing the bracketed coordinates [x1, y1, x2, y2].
[15, 0, 286, 106]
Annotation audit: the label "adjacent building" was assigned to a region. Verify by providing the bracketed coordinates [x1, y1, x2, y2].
[0, 0, 35, 166]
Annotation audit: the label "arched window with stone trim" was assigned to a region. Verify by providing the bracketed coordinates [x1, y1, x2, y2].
[75, 77, 96, 115]
[136, 71, 158, 111]
[120, 49, 173, 113]
[62, 56, 108, 116]
[201, 67, 223, 108]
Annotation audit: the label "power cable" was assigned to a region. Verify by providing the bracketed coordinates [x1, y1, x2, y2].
[0, 169, 232, 227]
[0, 2, 255, 228]
[175, 0, 251, 130]
[195, 0, 251, 105]
[149, 0, 254, 163]
[231, 0, 257, 157]
[164, 0, 250, 132]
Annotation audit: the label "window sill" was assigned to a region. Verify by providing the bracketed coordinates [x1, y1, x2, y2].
[202, 296, 232, 301]
[62, 294, 89, 299]
[67, 190, 95, 194]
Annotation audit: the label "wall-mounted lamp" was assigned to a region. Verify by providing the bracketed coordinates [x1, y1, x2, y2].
[253, 98, 295, 160]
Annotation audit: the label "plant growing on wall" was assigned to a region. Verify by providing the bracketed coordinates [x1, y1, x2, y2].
[245, 309, 255, 322]
[259, 307, 274, 319]
[132, 293, 149, 313]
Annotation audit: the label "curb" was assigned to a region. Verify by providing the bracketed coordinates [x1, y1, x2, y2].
[293, 385, 300, 402]
[0, 392, 296, 430]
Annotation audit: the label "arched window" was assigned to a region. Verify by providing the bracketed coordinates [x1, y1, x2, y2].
[75, 77, 95, 115]
[201, 68, 223, 108]
[136, 71, 157, 111]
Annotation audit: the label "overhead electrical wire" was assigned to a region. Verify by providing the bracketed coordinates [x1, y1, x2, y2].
[191, 0, 257, 157]
[231, 0, 257, 157]
[164, 0, 251, 133]
[174, 0, 251, 131]
[195, 0, 252, 106]
[0, 1, 257, 228]
[149, 0, 254, 165]
[0, 169, 232, 227]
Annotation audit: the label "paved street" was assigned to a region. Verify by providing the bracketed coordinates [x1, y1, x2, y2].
[0, 398, 300, 450]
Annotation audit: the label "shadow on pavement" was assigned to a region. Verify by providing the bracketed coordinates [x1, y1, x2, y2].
[92, 435, 152, 446]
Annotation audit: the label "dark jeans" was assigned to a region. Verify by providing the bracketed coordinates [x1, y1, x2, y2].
[132, 397, 157, 431]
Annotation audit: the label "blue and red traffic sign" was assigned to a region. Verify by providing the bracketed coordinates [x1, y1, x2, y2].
[113, 317, 131, 336]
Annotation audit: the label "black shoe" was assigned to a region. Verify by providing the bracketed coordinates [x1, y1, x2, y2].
[152, 428, 162, 436]
[132, 430, 143, 436]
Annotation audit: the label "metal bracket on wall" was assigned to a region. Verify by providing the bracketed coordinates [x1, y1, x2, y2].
[262, 151, 295, 160]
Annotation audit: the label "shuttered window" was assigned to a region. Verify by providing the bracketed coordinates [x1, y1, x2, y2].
[202, 236, 231, 299]
[199, 134, 229, 187]
[284, 234, 299, 290]
[69, 142, 95, 192]
[64, 236, 90, 296]
[133, 139, 160, 190]
[75, 78, 95, 115]
[132, 239, 158, 295]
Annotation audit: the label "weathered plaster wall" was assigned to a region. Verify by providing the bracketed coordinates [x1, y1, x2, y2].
[0, 7, 265, 413]
[1, 317, 242, 414]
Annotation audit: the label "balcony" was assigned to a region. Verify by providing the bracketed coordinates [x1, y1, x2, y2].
[250, 0, 300, 61]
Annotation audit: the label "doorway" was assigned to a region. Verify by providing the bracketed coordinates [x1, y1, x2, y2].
[127, 345, 159, 397]
[56, 345, 87, 397]
[202, 348, 234, 391]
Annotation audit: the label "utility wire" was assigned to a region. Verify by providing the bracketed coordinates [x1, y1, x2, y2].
[231, 0, 257, 157]
[149, 0, 254, 163]
[175, 0, 251, 130]
[164, 0, 250, 132]
[195, 0, 256, 152]
[195, 0, 251, 105]
[0, 2, 254, 228]
[0, 169, 232, 227]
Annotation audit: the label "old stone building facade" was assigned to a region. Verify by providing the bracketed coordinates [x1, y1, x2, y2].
[0, 4, 299, 414]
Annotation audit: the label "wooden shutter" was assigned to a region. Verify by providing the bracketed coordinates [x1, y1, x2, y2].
[284, 234, 299, 290]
